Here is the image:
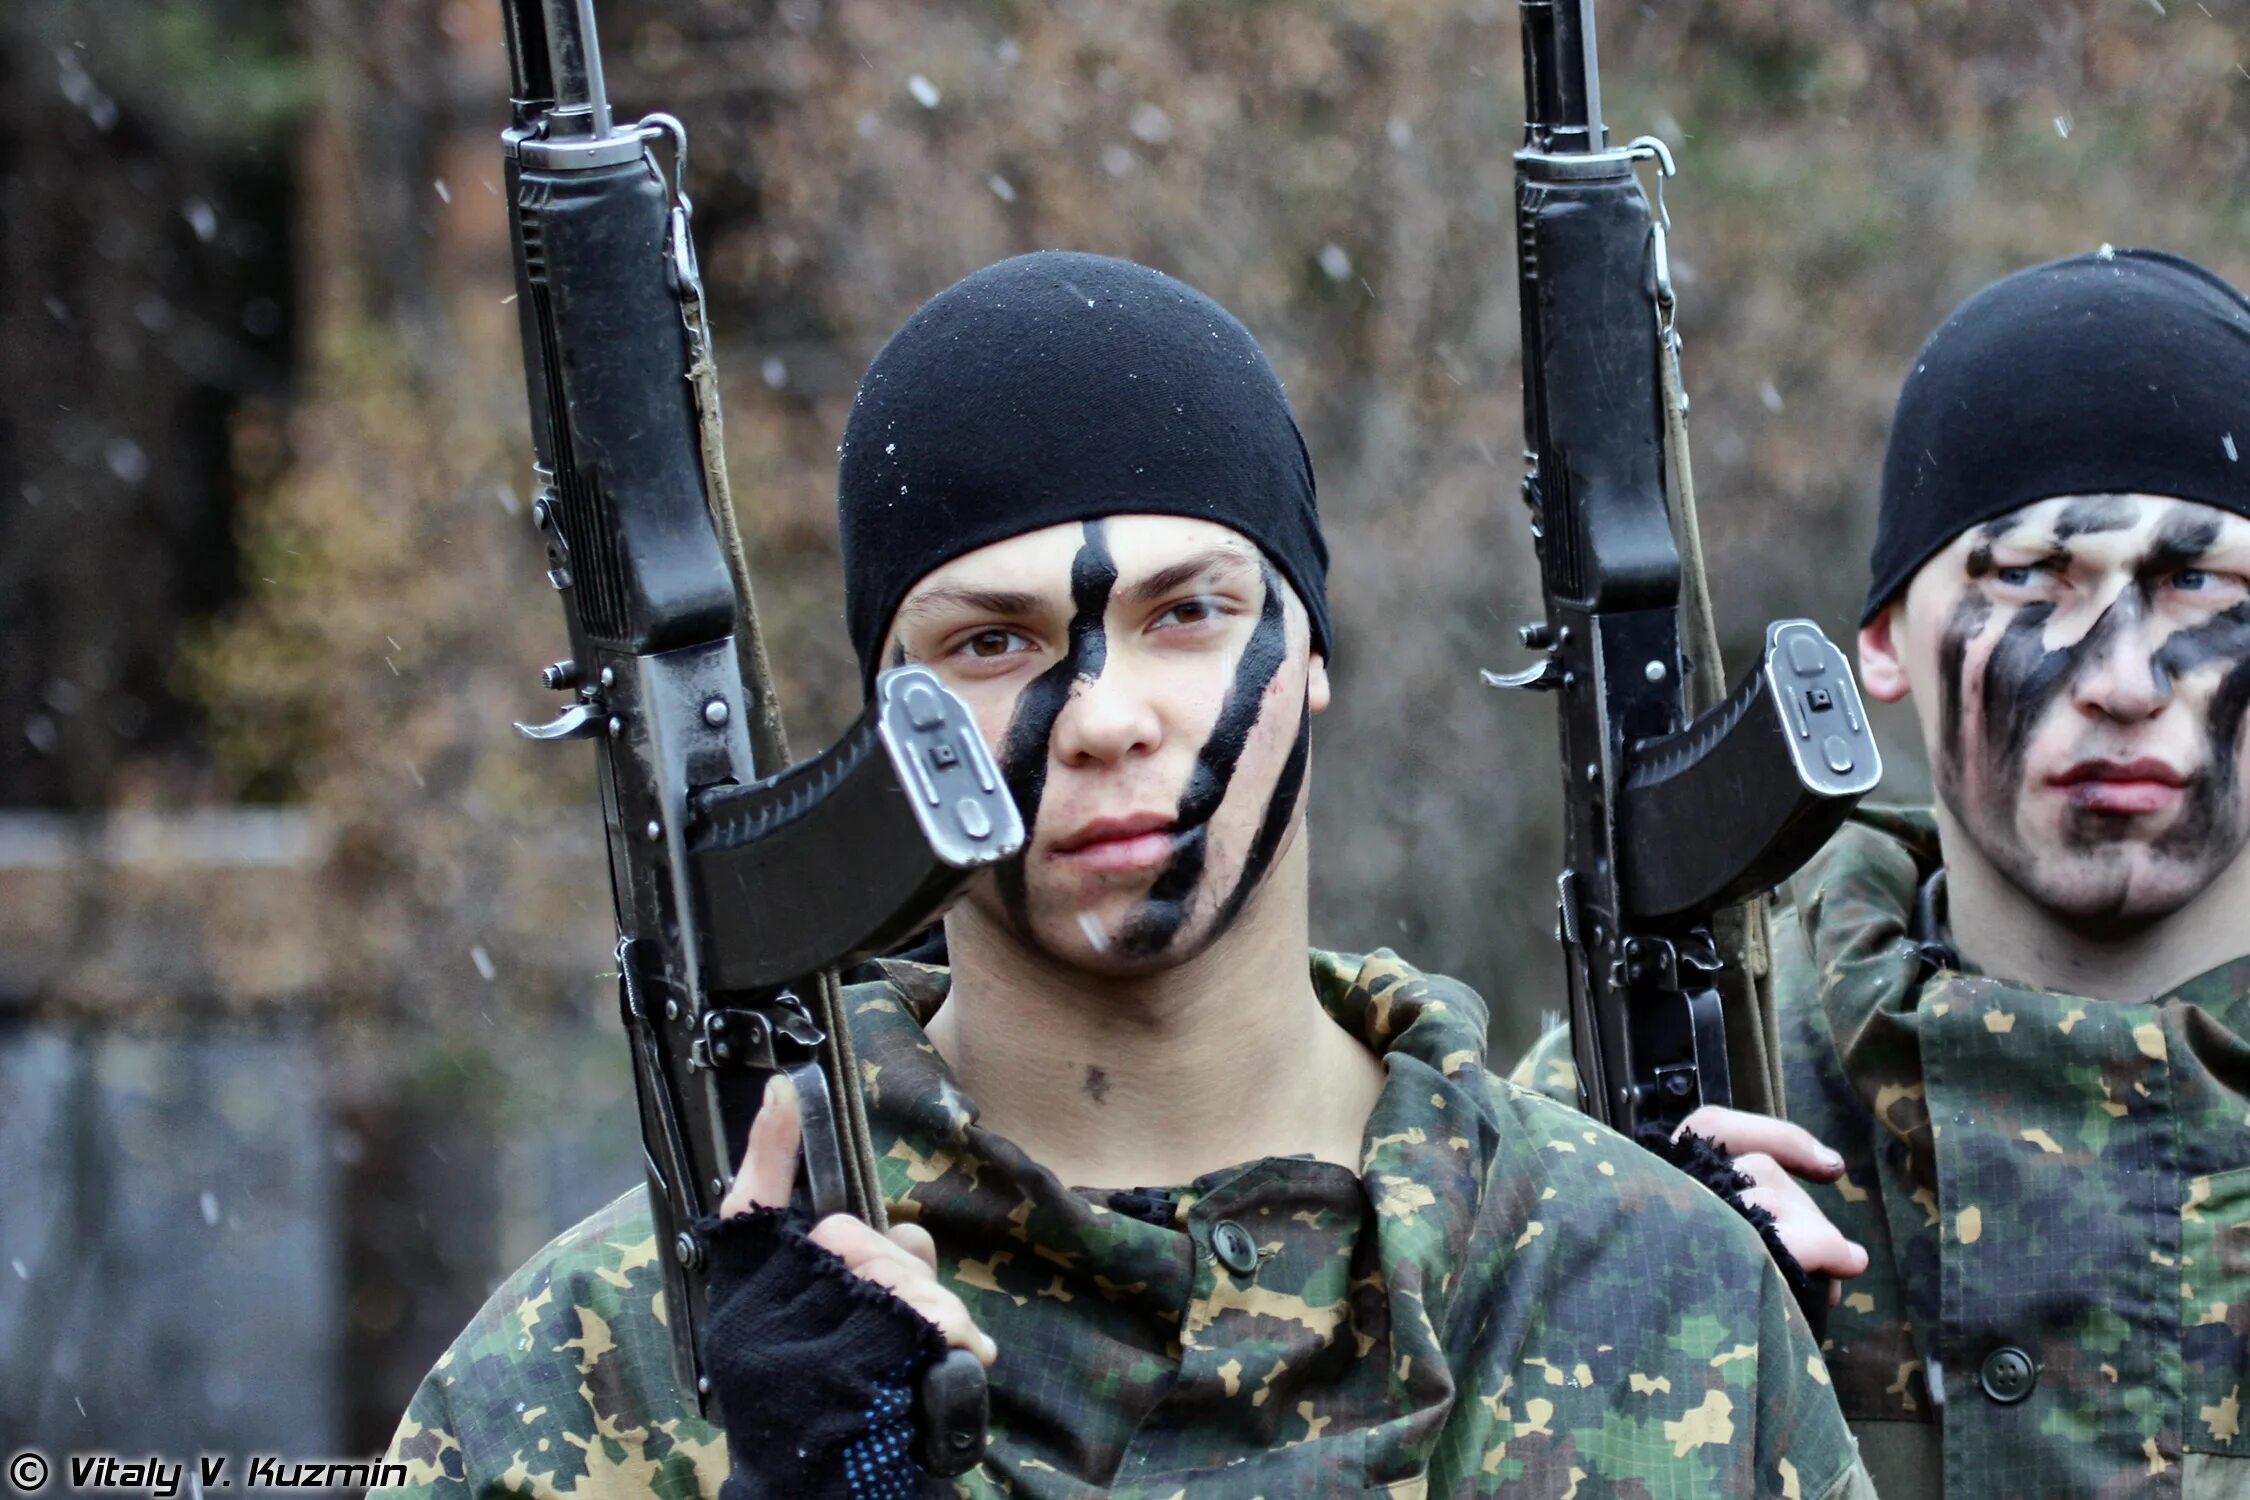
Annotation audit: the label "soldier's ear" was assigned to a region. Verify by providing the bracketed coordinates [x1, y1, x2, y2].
[1857, 604, 1911, 704]
[1307, 651, 1331, 715]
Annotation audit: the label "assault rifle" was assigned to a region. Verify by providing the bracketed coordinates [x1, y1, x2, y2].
[1492, 0, 1882, 1137]
[495, 0, 1019, 1475]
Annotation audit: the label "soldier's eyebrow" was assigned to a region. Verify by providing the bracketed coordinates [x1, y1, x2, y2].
[1116, 547, 1260, 606]
[2139, 512, 2225, 577]
[894, 584, 1045, 624]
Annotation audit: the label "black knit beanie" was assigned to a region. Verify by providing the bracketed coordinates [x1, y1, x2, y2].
[1865, 247, 2250, 621]
[837, 251, 1331, 694]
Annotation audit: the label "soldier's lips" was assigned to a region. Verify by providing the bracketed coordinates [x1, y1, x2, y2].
[2047, 758, 2189, 815]
[1049, 814, 1179, 873]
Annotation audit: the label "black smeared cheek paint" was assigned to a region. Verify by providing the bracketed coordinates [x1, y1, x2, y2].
[993, 522, 1117, 929]
[2151, 601, 2250, 862]
[1980, 596, 2145, 803]
[1115, 566, 1290, 959]
[1937, 592, 1992, 793]
[889, 642, 909, 669]
[2130, 515, 2226, 702]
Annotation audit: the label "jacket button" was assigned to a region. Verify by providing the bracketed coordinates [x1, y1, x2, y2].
[1979, 1345, 2038, 1404]
[1211, 1220, 1259, 1276]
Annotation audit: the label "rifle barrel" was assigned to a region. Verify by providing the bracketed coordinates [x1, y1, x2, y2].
[539, 0, 615, 141]
[500, 1, 553, 121]
[1519, 0, 1606, 155]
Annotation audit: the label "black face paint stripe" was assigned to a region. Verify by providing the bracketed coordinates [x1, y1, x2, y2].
[889, 641, 909, 669]
[1207, 695, 1312, 937]
[1115, 564, 1290, 958]
[993, 522, 1117, 928]
[1173, 565, 1289, 830]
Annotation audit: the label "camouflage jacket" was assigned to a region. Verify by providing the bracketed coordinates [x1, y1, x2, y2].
[1512, 809, 2250, 1500]
[379, 949, 1867, 1499]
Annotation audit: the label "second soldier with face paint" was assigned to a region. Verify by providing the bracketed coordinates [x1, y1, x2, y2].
[382, 252, 1871, 1499]
[1512, 247, 2250, 1500]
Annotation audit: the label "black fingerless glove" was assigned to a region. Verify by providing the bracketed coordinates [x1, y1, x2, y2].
[1635, 1124, 1825, 1333]
[695, 1208, 949, 1500]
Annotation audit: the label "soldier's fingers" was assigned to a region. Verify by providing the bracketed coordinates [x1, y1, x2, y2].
[807, 1216, 999, 1365]
[720, 1073, 801, 1217]
[1679, 1105, 1846, 1182]
[1738, 1168, 1869, 1281]
[889, 1282, 999, 1366]
[887, 1221, 939, 1271]
[809, 1211, 927, 1274]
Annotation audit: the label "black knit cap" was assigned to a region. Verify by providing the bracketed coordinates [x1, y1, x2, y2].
[838, 251, 1331, 694]
[1865, 247, 2250, 622]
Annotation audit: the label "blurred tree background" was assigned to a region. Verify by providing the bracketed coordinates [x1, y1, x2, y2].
[3, 0, 2246, 1464]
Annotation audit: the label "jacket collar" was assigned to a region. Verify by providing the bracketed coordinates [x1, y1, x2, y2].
[849, 946, 1501, 1161]
[1798, 805, 2250, 1032]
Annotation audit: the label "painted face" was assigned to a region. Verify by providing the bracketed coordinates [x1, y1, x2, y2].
[882, 514, 1329, 971]
[1875, 494, 2250, 928]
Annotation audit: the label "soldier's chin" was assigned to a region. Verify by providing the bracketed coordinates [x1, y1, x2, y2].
[1029, 898, 1184, 975]
[2002, 848, 2209, 936]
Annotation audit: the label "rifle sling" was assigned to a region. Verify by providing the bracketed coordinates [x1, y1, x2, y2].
[684, 254, 890, 1231]
[1657, 323, 1786, 1120]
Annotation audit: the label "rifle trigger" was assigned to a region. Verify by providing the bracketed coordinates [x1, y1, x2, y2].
[515, 702, 604, 741]
[1482, 655, 1560, 692]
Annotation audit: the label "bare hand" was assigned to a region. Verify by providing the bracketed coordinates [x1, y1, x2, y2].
[1678, 1105, 1871, 1303]
[719, 1073, 997, 1365]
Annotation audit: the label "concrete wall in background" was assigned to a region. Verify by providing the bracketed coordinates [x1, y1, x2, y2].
[0, 1029, 342, 1456]
[0, 809, 643, 1460]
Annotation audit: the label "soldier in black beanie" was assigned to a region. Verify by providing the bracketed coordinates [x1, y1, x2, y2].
[1513, 246, 2250, 1497]
[1800, 245, 2250, 1497]
[1858, 246, 2250, 942]
[384, 250, 1874, 1500]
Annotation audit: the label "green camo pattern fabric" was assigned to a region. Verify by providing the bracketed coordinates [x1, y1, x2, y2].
[1511, 809, 2250, 1499]
[378, 949, 1864, 1499]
